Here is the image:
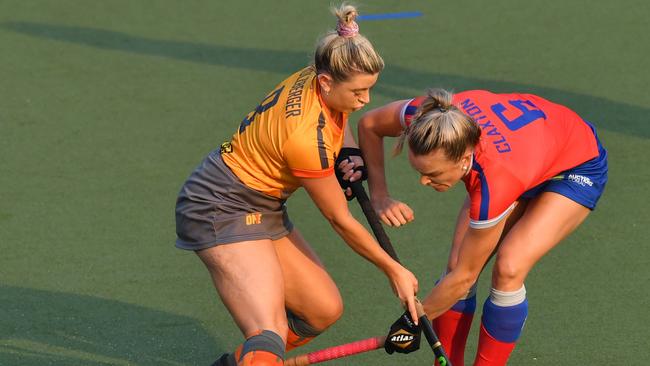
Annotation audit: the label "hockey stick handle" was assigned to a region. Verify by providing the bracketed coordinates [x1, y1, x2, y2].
[284, 336, 385, 366]
[349, 181, 452, 366]
[349, 182, 400, 261]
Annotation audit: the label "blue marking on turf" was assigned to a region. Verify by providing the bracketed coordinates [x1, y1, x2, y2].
[357, 12, 423, 21]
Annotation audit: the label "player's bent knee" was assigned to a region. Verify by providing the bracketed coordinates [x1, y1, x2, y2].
[313, 295, 344, 330]
[492, 258, 526, 289]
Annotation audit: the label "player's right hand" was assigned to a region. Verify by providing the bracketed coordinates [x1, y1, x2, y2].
[386, 263, 419, 325]
[384, 311, 422, 355]
[371, 196, 414, 227]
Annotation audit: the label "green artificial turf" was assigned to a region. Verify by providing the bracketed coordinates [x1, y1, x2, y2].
[1, 1, 648, 365]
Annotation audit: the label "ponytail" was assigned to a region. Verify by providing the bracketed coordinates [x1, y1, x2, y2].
[394, 88, 481, 161]
[314, 3, 384, 82]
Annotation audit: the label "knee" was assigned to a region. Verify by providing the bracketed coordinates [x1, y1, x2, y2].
[492, 257, 525, 289]
[312, 294, 344, 331]
[286, 295, 343, 340]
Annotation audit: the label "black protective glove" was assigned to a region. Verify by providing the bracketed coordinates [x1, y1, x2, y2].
[335, 147, 368, 201]
[384, 311, 422, 355]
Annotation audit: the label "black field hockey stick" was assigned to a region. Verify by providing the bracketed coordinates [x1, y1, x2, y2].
[349, 181, 452, 366]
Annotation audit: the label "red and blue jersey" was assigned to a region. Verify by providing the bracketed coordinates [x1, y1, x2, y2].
[400, 90, 600, 228]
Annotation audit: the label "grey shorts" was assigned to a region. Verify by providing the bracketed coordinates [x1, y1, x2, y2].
[175, 150, 293, 251]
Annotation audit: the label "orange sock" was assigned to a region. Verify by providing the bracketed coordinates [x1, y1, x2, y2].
[229, 344, 243, 364]
[212, 344, 242, 366]
[285, 328, 314, 352]
[285, 310, 322, 352]
[234, 344, 243, 362]
[238, 350, 283, 366]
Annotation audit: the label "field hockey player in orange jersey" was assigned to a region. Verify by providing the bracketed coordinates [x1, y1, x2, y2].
[175, 4, 420, 366]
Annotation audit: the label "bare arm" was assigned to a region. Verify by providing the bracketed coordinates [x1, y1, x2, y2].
[422, 217, 507, 319]
[343, 121, 359, 148]
[446, 195, 471, 271]
[357, 100, 414, 226]
[300, 174, 419, 321]
[357, 100, 405, 198]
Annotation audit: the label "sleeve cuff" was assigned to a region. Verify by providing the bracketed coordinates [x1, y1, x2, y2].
[291, 167, 334, 178]
[469, 203, 517, 229]
[399, 98, 415, 129]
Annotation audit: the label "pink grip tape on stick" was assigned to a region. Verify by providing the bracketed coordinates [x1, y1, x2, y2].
[284, 336, 385, 366]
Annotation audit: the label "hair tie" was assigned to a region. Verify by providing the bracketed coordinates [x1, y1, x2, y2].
[439, 107, 448, 113]
[337, 20, 359, 38]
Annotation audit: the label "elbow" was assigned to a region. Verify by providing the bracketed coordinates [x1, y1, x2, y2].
[357, 114, 374, 139]
[327, 211, 350, 231]
[326, 210, 355, 235]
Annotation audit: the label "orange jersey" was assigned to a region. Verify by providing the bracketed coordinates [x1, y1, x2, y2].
[222, 67, 346, 199]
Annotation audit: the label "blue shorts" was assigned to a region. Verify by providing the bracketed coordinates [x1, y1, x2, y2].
[521, 123, 608, 210]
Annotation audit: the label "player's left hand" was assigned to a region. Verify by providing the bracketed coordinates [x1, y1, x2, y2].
[335, 147, 368, 201]
[371, 195, 414, 227]
[384, 311, 422, 354]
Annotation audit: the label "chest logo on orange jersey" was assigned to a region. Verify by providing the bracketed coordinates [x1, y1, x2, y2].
[220, 141, 233, 153]
[245, 212, 263, 225]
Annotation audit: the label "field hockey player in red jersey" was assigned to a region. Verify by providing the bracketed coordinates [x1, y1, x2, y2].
[357, 88, 608, 365]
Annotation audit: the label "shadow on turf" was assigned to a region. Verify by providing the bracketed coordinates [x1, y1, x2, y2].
[2, 20, 646, 139]
[0, 286, 220, 366]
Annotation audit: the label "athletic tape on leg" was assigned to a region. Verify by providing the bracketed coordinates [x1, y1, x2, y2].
[489, 285, 526, 307]
[286, 310, 323, 338]
[240, 330, 286, 361]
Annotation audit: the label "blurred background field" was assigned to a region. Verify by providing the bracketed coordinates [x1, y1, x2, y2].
[1, 1, 648, 365]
